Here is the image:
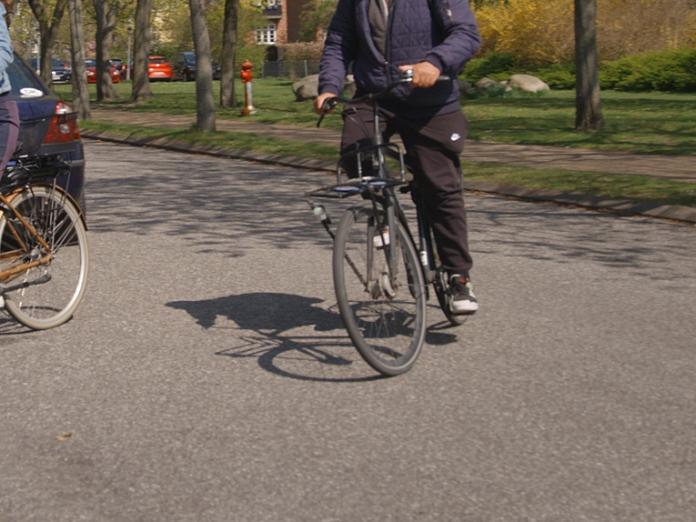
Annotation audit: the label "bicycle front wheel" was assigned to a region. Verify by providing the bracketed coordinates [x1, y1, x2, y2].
[0, 186, 89, 330]
[333, 206, 427, 376]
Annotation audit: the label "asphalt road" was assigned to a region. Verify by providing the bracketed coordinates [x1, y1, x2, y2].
[1, 141, 695, 521]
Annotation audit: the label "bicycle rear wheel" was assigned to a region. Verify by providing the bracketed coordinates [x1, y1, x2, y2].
[0, 186, 89, 330]
[333, 206, 426, 376]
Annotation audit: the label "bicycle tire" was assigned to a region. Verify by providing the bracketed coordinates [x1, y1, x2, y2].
[333, 205, 427, 376]
[0, 185, 89, 330]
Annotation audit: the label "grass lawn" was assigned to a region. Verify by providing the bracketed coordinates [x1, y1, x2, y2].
[54, 79, 696, 155]
[80, 120, 696, 209]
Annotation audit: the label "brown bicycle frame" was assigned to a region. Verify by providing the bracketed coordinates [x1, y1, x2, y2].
[0, 190, 54, 284]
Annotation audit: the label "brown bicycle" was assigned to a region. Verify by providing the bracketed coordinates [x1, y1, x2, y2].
[0, 154, 88, 330]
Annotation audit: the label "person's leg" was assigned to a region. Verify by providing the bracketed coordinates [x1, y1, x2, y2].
[399, 117, 472, 276]
[0, 98, 19, 176]
[398, 111, 478, 313]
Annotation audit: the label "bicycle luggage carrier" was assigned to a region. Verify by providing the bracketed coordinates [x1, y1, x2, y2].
[306, 175, 408, 200]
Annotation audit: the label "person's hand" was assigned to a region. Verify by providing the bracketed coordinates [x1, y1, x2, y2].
[398, 62, 441, 88]
[314, 92, 338, 114]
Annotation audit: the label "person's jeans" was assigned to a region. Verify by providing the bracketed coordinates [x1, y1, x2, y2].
[0, 96, 19, 179]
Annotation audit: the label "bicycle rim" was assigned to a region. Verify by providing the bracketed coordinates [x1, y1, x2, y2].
[333, 206, 426, 376]
[0, 186, 89, 330]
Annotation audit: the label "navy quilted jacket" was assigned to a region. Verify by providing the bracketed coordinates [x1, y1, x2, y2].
[318, 0, 481, 114]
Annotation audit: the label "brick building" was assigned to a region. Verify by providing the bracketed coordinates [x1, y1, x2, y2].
[254, 0, 313, 46]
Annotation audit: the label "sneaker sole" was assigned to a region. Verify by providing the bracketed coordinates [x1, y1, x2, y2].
[450, 301, 478, 315]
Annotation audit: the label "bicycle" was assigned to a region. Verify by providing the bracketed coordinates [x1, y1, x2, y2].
[0, 153, 89, 330]
[307, 72, 466, 377]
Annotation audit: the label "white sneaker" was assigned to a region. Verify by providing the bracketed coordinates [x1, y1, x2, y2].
[449, 274, 478, 315]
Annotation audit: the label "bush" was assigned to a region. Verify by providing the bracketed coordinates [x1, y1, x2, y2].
[463, 53, 516, 82]
[535, 64, 575, 89]
[601, 48, 696, 92]
[279, 42, 324, 61]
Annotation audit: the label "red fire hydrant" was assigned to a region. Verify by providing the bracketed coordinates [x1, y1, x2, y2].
[240, 59, 256, 116]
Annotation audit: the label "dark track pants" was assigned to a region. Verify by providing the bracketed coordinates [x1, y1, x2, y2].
[0, 95, 19, 177]
[340, 102, 473, 277]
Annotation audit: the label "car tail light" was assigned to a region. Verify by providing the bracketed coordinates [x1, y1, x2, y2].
[43, 101, 81, 144]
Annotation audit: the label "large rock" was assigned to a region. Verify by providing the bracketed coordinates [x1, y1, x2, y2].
[508, 74, 550, 93]
[343, 74, 357, 99]
[458, 78, 477, 96]
[292, 74, 356, 101]
[292, 74, 319, 101]
[475, 77, 501, 92]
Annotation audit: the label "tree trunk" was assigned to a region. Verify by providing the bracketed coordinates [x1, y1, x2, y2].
[27, 0, 69, 88]
[220, 0, 238, 108]
[132, 0, 153, 104]
[189, 0, 216, 131]
[574, 0, 604, 131]
[68, 0, 90, 120]
[93, 1, 118, 101]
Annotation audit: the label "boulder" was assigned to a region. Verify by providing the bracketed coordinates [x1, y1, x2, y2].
[458, 78, 477, 96]
[292, 74, 319, 101]
[292, 73, 357, 101]
[475, 77, 501, 92]
[508, 74, 550, 93]
[343, 74, 357, 99]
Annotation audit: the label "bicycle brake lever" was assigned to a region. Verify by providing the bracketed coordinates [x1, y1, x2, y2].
[316, 97, 339, 128]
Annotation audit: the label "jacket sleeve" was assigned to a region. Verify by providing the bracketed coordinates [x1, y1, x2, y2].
[424, 0, 481, 75]
[0, 5, 14, 74]
[318, 0, 357, 95]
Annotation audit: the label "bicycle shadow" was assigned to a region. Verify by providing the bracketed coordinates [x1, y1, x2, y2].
[0, 312, 25, 337]
[167, 292, 458, 381]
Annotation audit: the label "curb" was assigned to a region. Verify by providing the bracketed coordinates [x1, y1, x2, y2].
[82, 130, 696, 226]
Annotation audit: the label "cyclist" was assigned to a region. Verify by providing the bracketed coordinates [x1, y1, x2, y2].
[0, 0, 18, 176]
[314, 0, 481, 315]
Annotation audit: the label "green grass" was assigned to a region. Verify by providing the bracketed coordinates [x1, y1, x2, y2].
[463, 161, 696, 208]
[80, 120, 337, 160]
[80, 119, 696, 209]
[54, 80, 696, 154]
[464, 90, 696, 155]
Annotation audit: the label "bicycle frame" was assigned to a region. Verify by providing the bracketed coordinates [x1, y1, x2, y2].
[0, 157, 71, 289]
[308, 72, 453, 294]
[0, 192, 54, 284]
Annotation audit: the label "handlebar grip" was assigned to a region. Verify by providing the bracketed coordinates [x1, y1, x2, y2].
[316, 97, 340, 128]
[399, 70, 451, 84]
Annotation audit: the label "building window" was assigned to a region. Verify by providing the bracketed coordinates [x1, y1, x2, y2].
[256, 23, 277, 45]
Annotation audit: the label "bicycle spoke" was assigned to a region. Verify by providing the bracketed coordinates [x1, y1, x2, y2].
[0, 186, 89, 330]
[333, 206, 426, 376]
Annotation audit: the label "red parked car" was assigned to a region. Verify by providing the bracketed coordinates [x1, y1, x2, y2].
[147, 55, 173, 81]
[85, 59, 121, 84]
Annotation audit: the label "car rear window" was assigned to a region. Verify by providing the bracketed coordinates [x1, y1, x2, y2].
[150, 58, 167, 64]
[7, 58, 45, 95]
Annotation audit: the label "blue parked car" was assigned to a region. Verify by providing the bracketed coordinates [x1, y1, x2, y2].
[29, 57, 72, 84]
[8, 54, 85, 214]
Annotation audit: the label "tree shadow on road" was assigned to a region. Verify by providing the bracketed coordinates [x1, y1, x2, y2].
[167, 292, 457, 382]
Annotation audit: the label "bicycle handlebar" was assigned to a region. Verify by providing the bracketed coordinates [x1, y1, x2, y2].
[316, 71, 451, 127]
